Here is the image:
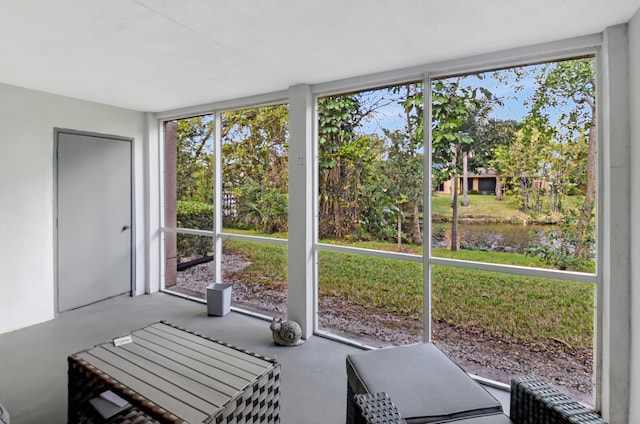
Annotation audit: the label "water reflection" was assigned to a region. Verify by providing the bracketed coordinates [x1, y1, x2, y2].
[431, 222, 554, 254]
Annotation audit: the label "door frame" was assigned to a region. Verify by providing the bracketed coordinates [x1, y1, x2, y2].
[53, 128, 136, 314]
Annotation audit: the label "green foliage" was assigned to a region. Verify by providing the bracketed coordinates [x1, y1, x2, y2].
[175, 116, 214, 203]
[318, 95, 362, 171]
[500, 124, 553, 213]
[566, 185, 582, 196]
[376, 127, 423, 245]
[222, 105, 289, 192]
[169, 61, 598, 271]
[526, 205, 595, 271]
[176, 200, 214, 229]
[176, 200, 214, 257]
[432, 77, 497, 250]
[432, 78, 496, 170]
[525, 57, 597, 260]
[221, 105, 289, 233]
[529, 58, 596, 135]
[236, 180, 288, 233]
[468, 119, 519, 172]
[318, 94, 385, 239]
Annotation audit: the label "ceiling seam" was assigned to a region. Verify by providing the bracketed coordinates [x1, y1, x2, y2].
[130, 0, 292, 82]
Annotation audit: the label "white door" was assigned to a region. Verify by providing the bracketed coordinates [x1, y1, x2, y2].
[56, 130, 132, 312]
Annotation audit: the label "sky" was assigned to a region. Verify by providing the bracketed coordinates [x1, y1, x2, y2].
[358, 64, 542, 136]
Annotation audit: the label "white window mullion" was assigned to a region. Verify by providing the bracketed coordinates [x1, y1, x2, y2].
[288, 84, 314, 338]
[424, 72, 433, 343]
[214, 113, 223, 285]
[597, 24, 631, 423]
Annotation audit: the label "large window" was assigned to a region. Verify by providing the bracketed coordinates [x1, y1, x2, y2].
[313, 57, 597, 404]
[316, 83, 425, 346]
[220, 105, 289, 317]
[164, 115, 215, 297]
[163, 105, 289, 318]
[429, 59, 596, 403]
[159, 48, 602, 410]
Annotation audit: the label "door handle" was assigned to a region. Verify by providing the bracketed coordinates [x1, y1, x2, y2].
[122, 225, 131, 231]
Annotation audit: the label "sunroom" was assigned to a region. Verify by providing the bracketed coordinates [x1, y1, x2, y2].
[1, 1, 639, 423]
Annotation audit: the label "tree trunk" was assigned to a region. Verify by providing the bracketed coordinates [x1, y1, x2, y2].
[332, 164, 344, 238]
[451, 177, 459, 251]
[495, 171, 503, 201]
[519, 177, 529, 211]
[412, 201, 422, 245]
[397, 210, 402, 250]
[450, 176, 456, 204]
[462, 152, 469, 207]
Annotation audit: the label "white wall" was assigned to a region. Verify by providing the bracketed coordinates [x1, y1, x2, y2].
[0, 82, 148, 334]
[629, 7, 640, 424]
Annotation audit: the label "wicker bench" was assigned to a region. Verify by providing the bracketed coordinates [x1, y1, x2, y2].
[353, 377, 608, 424]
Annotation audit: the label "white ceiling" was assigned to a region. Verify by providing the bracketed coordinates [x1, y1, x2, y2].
[1, 0, 639, 112]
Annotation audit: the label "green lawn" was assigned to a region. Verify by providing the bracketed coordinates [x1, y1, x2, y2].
[225, 237, 594, 353]
[431, 193, 585, 223]
[318, 240, 549, 268]
[431, 193, 523, 218]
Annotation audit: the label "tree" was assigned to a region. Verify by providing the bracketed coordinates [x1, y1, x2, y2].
[432, 78, 492, 250]
[317, 93, 391, 240]
[175, 116, 215, 203]
[378, 128, 423, 248]
[467, 118, 519, 201]
[222, 105, 289, 233]
[528, 58, 596, 260]
[390, 82, 424, 245]
[499, 122, 553, 213]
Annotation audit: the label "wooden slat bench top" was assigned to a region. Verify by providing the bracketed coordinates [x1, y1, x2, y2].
[68, 321, 280, 424]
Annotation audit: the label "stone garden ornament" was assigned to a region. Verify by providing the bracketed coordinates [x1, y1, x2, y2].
[270, 318, 304, 346]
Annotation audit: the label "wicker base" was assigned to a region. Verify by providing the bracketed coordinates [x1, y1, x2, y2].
[351, 377, 607, 424]
[354, 393, 404, 424]
[68, 321, 280, 424]
[510, 377, 605, 424]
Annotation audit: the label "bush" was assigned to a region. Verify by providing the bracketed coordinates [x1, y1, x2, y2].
[566, 185, 583, 196]
[236, 182, 288, 233]
[525, 207, 595, 272]
[176, 200, 214, 258]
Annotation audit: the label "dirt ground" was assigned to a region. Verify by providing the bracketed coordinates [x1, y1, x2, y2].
[172, 254, 594, 405]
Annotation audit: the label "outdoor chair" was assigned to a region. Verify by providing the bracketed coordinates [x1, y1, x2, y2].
[346, 343, 606, 424]
[354, 377, 607, 423]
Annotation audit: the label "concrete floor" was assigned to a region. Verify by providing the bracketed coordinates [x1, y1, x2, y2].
[0, 292, 509, 423]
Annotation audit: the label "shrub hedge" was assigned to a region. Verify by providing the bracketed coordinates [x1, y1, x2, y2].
[176, 200, 214, 258]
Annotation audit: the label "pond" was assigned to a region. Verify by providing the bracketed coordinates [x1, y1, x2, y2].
[431, 222, 554, 254]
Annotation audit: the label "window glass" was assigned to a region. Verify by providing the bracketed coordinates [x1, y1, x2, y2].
[317, 83, 425, 346]
[221, 105, 289, 239]
[223, 238, 288, 317]
[432, 265, 595, 404]
[430, 57, 597, 404]
[432, 59, 597, 274]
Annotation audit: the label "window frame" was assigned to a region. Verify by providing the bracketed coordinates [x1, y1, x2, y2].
[152, 30, 631, 416]
[159, 99, 291, 314]
[308, 36, 604, 397]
